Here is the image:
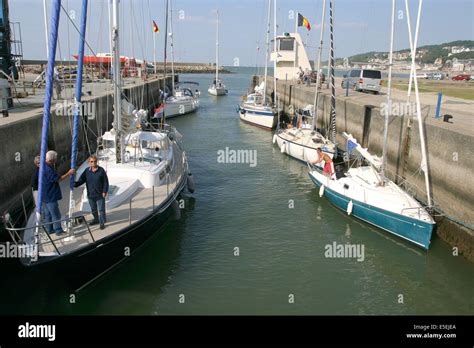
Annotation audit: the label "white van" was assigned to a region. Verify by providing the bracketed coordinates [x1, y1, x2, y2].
[341, 69, 382, 94]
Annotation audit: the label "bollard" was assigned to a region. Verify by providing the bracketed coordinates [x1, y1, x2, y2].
[346, 78, 349, 97]
[435, 92, 442, 118]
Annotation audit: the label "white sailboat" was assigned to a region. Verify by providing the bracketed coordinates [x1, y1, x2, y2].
[308, 0, 435, 249]
[238, 0, 277, 129]
[163, 0, 200, 117]
[273, 0, 336, 163]
[208, 10, 227, 96]
[7, 0, 194, 283]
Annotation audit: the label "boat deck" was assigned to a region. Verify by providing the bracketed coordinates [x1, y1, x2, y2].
[25, 169, 183, 257]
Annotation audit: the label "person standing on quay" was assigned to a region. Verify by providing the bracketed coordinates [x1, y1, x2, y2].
[74, 155, 109, 230]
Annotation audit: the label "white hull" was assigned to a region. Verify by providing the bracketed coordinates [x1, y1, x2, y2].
[164, 97, 199, 118]
[208, 86, 227, 96]
[308, 165, 435, 248]
[239, 110, 276, 129]
[275, 129, 336, 162]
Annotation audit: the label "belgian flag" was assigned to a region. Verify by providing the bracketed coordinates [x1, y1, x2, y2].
[152, 20, 160, 33]
[297, 13, 311, 31]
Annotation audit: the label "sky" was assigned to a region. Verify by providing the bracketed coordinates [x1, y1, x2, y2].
[9, 0, 474, 67]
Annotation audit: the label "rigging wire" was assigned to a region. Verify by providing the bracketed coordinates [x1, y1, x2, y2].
[59, 4, 131, 105]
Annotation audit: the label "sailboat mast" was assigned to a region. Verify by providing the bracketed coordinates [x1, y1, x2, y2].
[162, 0, 169, 124]
[406, 0, 432, 207]
[263, 0, 271, 104]
[68, 0, 88, 223]
[273, 0, 277, 107]
[311, 0, 326, 130]
[163, 0, 169, 94]
[406, 0, 422, 101]
[328, 0, 336, 143]
[381, 0, 395, 180]
[170, 0, 175, 93]
[43, 0, 49, 60]
[36, 0, 61, 228]
[215, 10, 219, 83]
[112, 0, 123, 163]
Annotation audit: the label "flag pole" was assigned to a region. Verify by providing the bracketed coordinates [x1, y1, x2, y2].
[295, 11, 298, 34]
[294, 12, 298, 69]
[153, 31, 157, 75]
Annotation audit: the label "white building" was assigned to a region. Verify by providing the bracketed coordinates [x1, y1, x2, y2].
[270, 32, 312, 80]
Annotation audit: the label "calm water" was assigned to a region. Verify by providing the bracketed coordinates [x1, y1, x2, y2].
[0, 67, 472, 315]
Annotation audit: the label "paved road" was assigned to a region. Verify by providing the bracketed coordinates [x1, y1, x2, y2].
[298, 77, 473, 134]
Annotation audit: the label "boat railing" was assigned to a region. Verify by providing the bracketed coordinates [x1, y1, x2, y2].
[385, 168, 440, 214]
[2, 214, 95, 258]
[400, 206, 423, 219]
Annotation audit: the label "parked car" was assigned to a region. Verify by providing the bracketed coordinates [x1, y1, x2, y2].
[451, 74, 470, 81]
[427, 72, 444, 80]
[341, 69, 382, 94]
[416, 72, 428, 79]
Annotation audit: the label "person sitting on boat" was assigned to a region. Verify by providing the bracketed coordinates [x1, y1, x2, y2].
[42, 150, 75, 236]
[74, 155, 109, 230]
[313, 148, 333, 178]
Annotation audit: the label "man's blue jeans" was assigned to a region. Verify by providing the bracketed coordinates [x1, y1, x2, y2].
[89, 197, 106, 225]
[42, 201, 63, 234]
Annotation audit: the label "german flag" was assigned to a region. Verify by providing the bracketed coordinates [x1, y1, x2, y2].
[297, 13, 311, 31]
[152, 20, 160, 33]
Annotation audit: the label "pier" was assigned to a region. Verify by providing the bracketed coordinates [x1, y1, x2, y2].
[261, 76, 474, 261]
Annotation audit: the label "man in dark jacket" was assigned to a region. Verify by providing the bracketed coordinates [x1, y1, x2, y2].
[42, 151, 75, 235]
[74, 155, 109, 230]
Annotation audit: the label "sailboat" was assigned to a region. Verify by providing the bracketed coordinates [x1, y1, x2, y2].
[308, 0, 435, 249]
[273, 0, 336, 163]
[238, 0, 277, 129]
[3, 0, 194, 283]
[208, 10, 227, 96]
[163, 0, 200, 117]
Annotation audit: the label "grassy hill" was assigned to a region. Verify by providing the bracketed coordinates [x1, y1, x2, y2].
[347, 40, 474, 64]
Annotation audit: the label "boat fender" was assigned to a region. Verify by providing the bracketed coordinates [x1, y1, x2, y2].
[272, 134, 277, 144]
[347, 200, 353, 215]
[319, 185, 325, 197]
[187, 172, 195, 193]
[281, 141, 286, 153]
[172, 200, 181, 220]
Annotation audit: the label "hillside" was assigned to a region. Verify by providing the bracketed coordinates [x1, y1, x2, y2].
[347, 40, 474, 64]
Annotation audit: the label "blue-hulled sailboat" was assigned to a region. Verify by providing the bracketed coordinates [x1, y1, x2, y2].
[308, 0, 435, 249]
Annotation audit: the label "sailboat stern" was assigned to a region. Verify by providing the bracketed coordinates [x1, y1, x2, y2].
[308, 171, 435, 250]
